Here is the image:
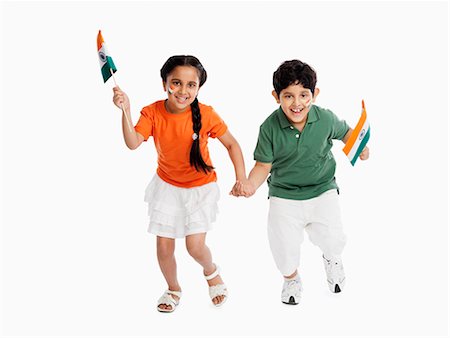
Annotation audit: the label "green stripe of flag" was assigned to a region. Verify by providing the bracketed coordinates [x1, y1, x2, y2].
[101, 56, 117, 83]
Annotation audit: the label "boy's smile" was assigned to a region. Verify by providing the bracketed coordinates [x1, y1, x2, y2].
[273, 83, 319, 130]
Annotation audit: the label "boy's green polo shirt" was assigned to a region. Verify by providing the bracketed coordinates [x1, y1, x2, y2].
[254, 105, 349, 200]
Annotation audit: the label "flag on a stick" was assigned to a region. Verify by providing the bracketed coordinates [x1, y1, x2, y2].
[342, 100, 370, 166]
[97, 30, 117, 83]
[96, 30, 133, 132]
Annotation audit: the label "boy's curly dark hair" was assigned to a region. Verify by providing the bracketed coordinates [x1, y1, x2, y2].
[273, 60, 317, 96]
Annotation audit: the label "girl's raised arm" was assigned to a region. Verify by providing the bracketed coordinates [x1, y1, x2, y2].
[112, 86, 144, 150]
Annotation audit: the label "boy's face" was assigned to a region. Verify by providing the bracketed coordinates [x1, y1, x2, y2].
[272, 83, 319, 127]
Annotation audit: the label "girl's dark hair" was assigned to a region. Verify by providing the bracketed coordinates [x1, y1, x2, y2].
[160, 55, 214, 174]
[273, 60, 317, 96]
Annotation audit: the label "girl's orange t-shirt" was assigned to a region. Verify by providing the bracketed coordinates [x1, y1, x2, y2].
[134, 100, 228, 188]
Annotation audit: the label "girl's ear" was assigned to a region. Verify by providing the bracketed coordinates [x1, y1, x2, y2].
[162, 81, 167, 92]
[272, 90, 280, 103]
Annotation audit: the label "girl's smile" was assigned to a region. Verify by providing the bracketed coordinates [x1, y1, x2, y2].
[174, 93, 189, 104]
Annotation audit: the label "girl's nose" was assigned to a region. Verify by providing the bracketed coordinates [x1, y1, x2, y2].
[179, 85, 188, 94]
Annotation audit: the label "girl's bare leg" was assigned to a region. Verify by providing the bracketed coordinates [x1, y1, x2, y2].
[185, 233, 226, 305]
[156, 236, 181, 311]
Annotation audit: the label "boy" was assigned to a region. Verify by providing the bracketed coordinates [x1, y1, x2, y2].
[232, 60, 369, 304]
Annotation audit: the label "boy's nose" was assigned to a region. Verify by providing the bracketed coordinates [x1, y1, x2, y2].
[294, 98, 303, 106]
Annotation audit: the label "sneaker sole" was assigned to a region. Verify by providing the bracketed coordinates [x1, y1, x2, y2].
[282, 296, 299, 305]
[327, 283, 343, 293]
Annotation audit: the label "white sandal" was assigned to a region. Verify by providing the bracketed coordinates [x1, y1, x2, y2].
[157, 290, 182, 313]
[205, 265, 228, 307]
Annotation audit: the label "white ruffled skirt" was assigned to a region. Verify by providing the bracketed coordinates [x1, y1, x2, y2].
[144, 174, 220, 238]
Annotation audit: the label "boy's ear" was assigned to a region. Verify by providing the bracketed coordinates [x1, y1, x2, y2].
[272, 90, 280, 103]
[313, 87, 320, 101]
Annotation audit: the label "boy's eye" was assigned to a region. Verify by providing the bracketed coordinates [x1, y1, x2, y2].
[284, 95, 292, 99]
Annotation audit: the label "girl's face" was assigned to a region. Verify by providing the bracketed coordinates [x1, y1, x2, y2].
[163, 65, 201, 114]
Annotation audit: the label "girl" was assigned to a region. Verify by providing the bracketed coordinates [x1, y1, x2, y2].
[112, 55, 248, 312]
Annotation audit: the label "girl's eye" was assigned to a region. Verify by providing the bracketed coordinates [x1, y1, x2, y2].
[172, 81, 180, 86]
[188, 83, 197, 88]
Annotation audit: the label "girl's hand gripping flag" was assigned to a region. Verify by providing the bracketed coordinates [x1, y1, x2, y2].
[97, 30, 132, 132]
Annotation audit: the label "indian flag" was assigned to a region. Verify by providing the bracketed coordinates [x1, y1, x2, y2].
[97, 30, 117, 83]
[342, 100, 370, 166]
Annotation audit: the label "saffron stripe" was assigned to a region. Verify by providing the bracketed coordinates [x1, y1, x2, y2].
[97, 30, 104, 51]
[343, 101, 367, 155]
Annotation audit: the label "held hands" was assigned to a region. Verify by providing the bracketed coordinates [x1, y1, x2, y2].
[112, 86, 130, 112]
[229, 178, 256, 198]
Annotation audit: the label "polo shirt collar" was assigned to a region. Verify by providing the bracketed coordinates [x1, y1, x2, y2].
[276, 105, 319, 129]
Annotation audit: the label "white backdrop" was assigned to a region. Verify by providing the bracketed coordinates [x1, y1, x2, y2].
[1, 1, 448, 337]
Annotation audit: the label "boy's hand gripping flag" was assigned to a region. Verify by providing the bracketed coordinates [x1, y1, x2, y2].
[342, 100, 370, 166]
[97, 30, 132, 132]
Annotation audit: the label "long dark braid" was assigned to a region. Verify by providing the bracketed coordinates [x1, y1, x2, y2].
[160, 55, 214, 174]
[190, 97, 214, 173]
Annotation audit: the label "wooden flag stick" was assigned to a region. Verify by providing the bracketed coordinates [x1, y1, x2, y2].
[110, 69, 133, 133]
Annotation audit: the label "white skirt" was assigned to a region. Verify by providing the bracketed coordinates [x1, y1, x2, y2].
[144, 174, 220, 238]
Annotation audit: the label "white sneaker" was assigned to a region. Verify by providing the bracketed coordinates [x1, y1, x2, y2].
[323, 255, 345, 293]
[281, 276, 302, 305]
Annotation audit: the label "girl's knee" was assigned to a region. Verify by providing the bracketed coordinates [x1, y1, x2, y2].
[186, 241, 205, 259]
[185, 233, 207, 259]
[157, 237, 175, 258]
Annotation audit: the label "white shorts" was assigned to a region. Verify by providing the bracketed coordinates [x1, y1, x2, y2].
[144, 174, 220, 239]
[267, 189, 346, 276]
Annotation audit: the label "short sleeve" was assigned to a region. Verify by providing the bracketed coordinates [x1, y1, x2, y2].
[253, 125, 273, 163]
[134, 106, 154, 141]
[330, 110, 350, 140]
[206, 107, 228, 138]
